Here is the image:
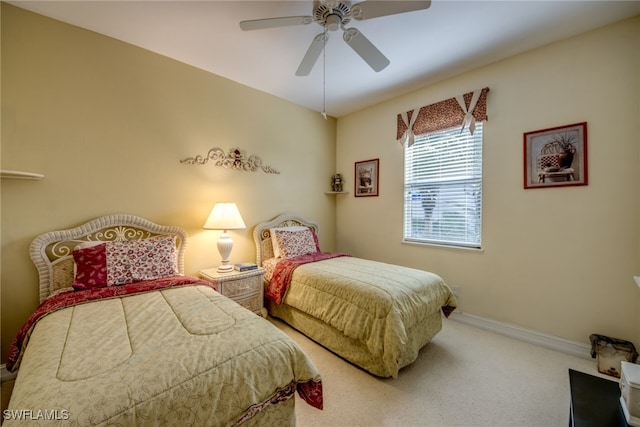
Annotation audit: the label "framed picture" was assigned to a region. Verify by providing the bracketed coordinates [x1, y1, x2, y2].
[523, 122, 588, 189]
[354, 159, 379, 197]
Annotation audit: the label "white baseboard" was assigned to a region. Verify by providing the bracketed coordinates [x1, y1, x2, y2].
[448, 311, 592, 360]
[1, 364, 17, 382]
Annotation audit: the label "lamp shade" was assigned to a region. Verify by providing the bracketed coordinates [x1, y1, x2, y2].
[203, 203, 246, 231]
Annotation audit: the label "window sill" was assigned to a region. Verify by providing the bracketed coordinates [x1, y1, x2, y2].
[401, 239, 483, 252]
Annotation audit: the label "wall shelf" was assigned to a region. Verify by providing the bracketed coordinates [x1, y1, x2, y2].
[1, 170, 45, 180]
[324, 191, 348, 195]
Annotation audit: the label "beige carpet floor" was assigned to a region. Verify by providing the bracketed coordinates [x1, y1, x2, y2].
[279, 316, 614, 427]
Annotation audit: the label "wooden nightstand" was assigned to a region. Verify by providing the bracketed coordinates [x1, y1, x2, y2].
[199, 268, 266, 317]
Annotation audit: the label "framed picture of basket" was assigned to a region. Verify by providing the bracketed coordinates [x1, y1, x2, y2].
[523, 122, 588, 189]
[354, 159, 379, 197]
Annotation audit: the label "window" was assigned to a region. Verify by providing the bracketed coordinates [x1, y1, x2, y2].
[403, 123, 483, 249]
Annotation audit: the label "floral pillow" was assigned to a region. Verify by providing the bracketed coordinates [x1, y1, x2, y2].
[270, 226, 308, 258]
[129, 236, 179, 281]
[272, 227, 318, 259]
[72, 236, 178, 290]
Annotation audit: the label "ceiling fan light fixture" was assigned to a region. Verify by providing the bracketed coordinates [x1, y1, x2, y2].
[325, 14, 342, 31]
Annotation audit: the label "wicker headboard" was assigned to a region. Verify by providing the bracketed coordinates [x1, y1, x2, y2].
[30, 214, 188, 302]
[252, 213, 319, 267]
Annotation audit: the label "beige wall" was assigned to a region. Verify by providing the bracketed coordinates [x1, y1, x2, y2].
[2, 3, 638, 365]
[0, 4, 337, 362]
[336, 16, 640, 347]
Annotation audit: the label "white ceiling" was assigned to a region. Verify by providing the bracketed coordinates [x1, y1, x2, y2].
[8, 0, 640, 117]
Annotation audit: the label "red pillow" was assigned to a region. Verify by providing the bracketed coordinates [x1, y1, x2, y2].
[72, 243, 108, 290]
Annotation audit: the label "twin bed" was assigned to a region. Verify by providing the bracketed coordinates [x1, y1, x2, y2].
[6, 211, 456, 425]
[253, 213, 457, 378]
[5, 214, 322, 426]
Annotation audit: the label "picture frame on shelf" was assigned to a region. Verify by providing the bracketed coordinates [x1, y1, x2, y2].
[523, 122, 588, 189]
[354, 158, 379, 197]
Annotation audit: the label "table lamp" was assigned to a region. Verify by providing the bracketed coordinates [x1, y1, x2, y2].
[204, 203, 246, 272]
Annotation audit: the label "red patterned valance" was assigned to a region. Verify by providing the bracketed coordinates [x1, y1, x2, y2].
[397, 87, 489, 145]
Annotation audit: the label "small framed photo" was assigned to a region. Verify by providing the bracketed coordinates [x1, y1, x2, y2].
[354, 159, 379, 197]
[523, 122, 588, 189]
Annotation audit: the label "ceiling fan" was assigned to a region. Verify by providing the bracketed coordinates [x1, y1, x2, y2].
[239, 1, 431, 76]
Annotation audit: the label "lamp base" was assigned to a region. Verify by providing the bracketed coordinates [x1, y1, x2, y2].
[216, 232, 234, 273]
[217, 263, 234, 273]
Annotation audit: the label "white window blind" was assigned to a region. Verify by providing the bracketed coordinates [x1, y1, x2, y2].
[403, 123, 483, 249]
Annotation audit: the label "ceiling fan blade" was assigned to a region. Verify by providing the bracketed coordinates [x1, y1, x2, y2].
[351, 0, 431, 21]
[343, 28, 390, 72]
[296, 32, 328, 76]
[239, 16, 313, 31]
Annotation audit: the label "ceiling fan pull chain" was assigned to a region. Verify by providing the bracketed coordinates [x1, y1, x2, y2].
[322, 27, 328, 120]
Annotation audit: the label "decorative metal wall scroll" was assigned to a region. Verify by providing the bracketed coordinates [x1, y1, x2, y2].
[180, 147, 280, 174]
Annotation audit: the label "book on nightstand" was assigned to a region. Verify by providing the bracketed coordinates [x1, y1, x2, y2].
[234, 263, 258, 272]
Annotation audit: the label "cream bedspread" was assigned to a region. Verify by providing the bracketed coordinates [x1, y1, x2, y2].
[5, 285, 321, 426]
[275, 256, 457, 377]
